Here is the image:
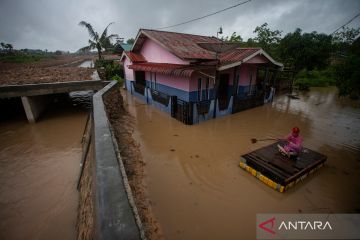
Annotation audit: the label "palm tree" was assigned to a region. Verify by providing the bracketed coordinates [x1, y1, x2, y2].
[78, 21, 118, 60]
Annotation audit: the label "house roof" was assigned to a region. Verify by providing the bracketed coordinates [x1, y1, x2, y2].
[120, 43, 132, 51]
[121, 51, 146, 63]
[128, 62, 197, 77]
[132, 29, 221, 60]
[127, 29, 283, 74]
[218, 48, 283, 71]
[220, 48, 260, 63]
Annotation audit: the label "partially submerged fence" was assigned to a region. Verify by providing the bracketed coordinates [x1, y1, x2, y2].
[196, 100, 212, 115]
[133, 82, 146, 95]
[232, 93, 265, 114]
[171, 96, 194, 125]
[150, 88, 170, 106]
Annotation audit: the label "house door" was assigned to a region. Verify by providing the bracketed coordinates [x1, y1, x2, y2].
[135, 71, 146, 86]
[218, 73, 229, 110]
[134, 71, 146, 95]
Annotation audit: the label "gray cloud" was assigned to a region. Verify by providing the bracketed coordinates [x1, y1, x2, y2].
[0, 0, 359, 52]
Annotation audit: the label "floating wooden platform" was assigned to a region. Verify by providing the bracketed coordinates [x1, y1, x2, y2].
[240, 141, 327, 192]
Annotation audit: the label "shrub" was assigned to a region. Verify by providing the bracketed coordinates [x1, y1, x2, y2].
[95, 59, 124, 80]
[111, 74, 124, 86]
[294, 68, 336, 89]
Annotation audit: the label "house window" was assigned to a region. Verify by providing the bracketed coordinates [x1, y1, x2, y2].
[198, 77, 202, 101]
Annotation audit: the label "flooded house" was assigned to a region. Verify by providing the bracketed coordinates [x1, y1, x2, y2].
[121, 29, 283, 124]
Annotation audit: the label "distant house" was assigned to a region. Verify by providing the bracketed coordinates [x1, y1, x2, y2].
[121, 29, 283, 125]
[120, 43, 132, 51]
[114, 43, 133, 54]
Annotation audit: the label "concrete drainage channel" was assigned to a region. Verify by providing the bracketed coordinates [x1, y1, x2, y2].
[77, 80, 145, 240]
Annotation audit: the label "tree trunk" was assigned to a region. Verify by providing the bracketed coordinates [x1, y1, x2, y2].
[97, 47, 102, 60]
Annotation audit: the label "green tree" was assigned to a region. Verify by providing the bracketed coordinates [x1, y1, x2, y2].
[253, 23, 282, 55]
[222, 32, 243, 43]
[78, 21, 118, 60]
[126, 38, 135, 44]
[333, 36, 360, 98]
[279, 29, 332, 72]
[1, 42, 13, 53]
[332, 27, 360, 57]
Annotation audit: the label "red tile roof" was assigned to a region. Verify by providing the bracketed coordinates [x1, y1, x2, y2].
[124, 51, 146, 63]
[128, 62, 196, 77]
[134, 29, 221, 60]
[220, 48, 261, 64]
[128, 29, 283, 72]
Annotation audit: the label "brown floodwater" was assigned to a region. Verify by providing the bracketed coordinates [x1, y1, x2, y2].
[123, 87, 360, 240]
[0, 95, 89, 240]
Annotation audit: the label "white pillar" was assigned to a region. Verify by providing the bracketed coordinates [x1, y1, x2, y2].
[21, 95, 49, 123]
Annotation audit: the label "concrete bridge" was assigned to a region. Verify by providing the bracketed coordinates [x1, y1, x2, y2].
[0, 80, 106, 123]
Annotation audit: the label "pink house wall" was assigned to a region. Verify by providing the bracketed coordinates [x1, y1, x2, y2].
[145, 72, 190, 91]
[238, 64, 257, 86]
[123, 57, 134, 80]
[140, 39, 189, 65]
[246, 54, 269, 64]
[156, 74, 190, 91]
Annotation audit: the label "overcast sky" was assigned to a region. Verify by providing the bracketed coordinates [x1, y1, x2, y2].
[0, 0, 359, 52]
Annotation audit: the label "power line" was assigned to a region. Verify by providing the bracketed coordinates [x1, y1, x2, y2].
[331, 11, 360, 35]
[157, 0, 252, 30]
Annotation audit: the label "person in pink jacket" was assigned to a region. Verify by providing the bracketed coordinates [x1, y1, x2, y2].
[278, 127, 303, 157]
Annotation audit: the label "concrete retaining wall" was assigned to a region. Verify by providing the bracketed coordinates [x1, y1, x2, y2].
[77, 81, 142, 240]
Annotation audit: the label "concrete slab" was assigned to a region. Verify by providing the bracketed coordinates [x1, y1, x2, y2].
[0, 80, 106, 98]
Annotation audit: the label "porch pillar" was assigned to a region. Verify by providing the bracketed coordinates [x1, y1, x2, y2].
[213, 70, 220, 118]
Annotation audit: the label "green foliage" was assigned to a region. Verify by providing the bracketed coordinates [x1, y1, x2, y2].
[253, 23, 282, 56]
[1, 42, 13, 53]
[224, 24, 359, 99]
[253, 23, 282, 45]
[222, 32, 243, 43]
[333, 38, 360, 99]
[279, 28, 332, 72]
[126, 38, 135, 44]
[111, 74, 124, 86]
[0, 52, 45, 63]
[332, 27, 360, 60]
[95, 59, 124, 80]
[333, 27, 360, 45]
[78, 21, 119, 60]
[294, 69, 336, 89]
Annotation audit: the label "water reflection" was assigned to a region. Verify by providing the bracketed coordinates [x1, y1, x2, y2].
[78, 60, 94, 68]
[123, 87, 360, 240]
